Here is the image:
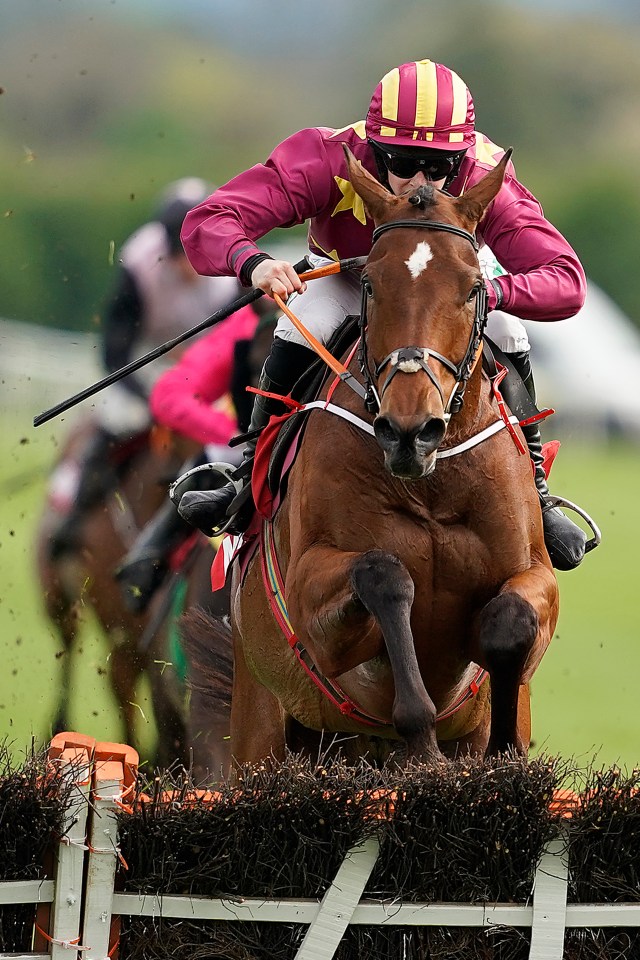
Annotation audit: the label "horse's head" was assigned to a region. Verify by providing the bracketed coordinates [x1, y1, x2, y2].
[344, 144, 511, 480]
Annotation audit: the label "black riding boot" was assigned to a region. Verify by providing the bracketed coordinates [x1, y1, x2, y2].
[504, 350, 587, 571]
[177, 339, 313, 536]
[49, 427, 118, 559]
[114, 454, 211, 614]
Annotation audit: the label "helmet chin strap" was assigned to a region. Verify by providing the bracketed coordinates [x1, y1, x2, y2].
[443, 153, 466, 191]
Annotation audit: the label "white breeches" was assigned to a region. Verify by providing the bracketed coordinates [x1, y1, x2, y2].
[273, 252, 529, 355]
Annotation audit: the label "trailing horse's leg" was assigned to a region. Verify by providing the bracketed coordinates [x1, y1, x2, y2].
[231, 618, 287, 767]
[48, 599, 78, 734]
[108, 641, 145, 751]
[476, 566, 557, 756]
[38, 556, 80, 734]
[146, 653, 188, 768]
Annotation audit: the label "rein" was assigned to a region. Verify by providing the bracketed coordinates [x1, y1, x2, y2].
[359, 219, 488, 418]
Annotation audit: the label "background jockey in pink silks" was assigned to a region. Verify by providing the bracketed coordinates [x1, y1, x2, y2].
[149, 305, 259, 453]
[115, 304, 269, 612]
[49, 177, 242, 562]
[176, 58, 589, 572]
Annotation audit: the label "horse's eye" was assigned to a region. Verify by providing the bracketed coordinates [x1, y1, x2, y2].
[362, 278, 374, 298]
[467, 283, 481, 303]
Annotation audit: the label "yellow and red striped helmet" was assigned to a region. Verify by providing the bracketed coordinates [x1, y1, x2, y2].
[366, 59, 475, 151]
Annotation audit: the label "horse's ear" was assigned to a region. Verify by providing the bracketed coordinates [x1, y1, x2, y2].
[343, 144, 397, 223]
[454, 148, 513, 227]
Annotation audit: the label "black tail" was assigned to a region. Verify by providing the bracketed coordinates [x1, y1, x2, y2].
[179, 606, 233, 721]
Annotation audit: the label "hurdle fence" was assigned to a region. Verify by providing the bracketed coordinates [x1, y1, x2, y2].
[1, 732, 639, 960]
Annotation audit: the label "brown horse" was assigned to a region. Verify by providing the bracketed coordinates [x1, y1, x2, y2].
[35, 416, 203, 765]
[229, 148, 559, 767]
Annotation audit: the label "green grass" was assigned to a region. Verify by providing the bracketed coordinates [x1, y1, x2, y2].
[530, 440, 640, 768]
[1, 414, 638, 770]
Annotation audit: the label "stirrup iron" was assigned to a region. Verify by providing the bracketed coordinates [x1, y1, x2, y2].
[169, 462, 243, 507]
[544, 493, 602, 555]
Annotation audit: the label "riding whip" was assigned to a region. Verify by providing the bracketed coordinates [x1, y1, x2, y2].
[33, 255, 366, 427]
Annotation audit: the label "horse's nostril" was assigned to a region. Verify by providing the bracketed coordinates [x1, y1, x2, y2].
[417, 417, 447, 449]
[375, 415, 446, 453]
[374, 416, 399, 449]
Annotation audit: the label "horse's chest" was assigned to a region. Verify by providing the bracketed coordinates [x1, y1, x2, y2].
[389, 513, 493, 594]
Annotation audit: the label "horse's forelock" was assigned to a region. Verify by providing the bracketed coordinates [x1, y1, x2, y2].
[407, 185, 437, 210]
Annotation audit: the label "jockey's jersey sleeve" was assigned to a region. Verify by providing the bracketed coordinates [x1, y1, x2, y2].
[182, 125, 586, 323]
[182, 125, 378, 280]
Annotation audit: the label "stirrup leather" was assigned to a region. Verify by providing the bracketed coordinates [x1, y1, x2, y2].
[542, 493, 601, 555]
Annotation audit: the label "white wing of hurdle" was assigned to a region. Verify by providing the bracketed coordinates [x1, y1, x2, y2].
[0, 738, 91, 960]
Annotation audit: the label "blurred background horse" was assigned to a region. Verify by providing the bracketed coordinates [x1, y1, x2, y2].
[35, 417, 203, 765]
[35, 309, 275, 775]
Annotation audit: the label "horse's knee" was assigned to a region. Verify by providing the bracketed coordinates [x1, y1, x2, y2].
[351, 550, 413, 612]
[478, 593, 538, 674]
[392, 697, 433, 741]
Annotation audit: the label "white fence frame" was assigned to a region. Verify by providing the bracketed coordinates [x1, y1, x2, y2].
[79, 802, 640, 960]
[0, 742, 90, 960]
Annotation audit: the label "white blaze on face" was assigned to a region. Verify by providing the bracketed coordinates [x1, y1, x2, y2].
[405, 241, 433, 279]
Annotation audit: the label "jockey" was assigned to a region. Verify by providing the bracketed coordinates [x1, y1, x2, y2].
[176, 59, 589, 572]
[49, 177, 241, 559]
[114, 303, 271, 613]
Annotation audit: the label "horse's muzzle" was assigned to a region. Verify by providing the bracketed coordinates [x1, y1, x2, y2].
[374, 414, 447, 479]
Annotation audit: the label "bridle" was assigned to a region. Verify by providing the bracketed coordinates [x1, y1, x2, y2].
[358, 219, 488, 418]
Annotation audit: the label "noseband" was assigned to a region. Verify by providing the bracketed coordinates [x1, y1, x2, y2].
[358, 220, 488, 417]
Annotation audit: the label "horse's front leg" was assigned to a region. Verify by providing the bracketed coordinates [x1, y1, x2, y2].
[475, 564, 558, 756]
[289, 546, 442, 762]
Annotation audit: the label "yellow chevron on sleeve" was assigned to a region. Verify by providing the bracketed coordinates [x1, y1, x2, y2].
[331, 176, 368, 225]
[474, 134, 504, 167]
[309, 233, 340, 262]
[329, 120, 367, 139]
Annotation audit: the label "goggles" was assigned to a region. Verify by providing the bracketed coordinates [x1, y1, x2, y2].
[372, 143, 464, 182]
